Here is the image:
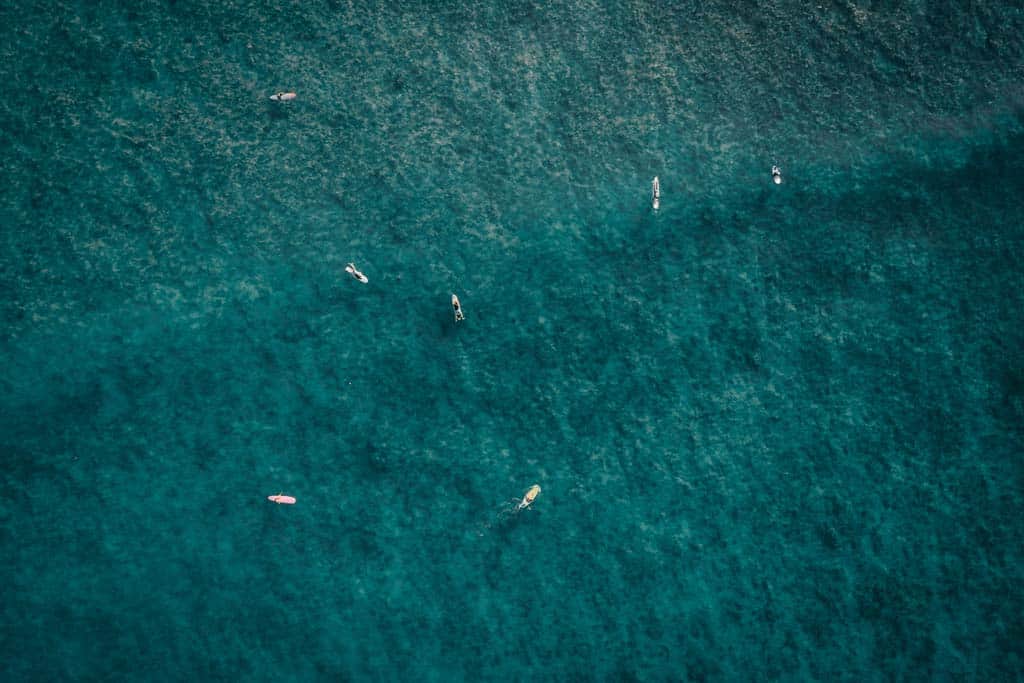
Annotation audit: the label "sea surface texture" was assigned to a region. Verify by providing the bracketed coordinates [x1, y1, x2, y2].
[2, 1, 1023, 680]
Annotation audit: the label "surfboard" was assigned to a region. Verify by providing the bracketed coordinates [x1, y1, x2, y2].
[517, 484, 541, 510]
[346, 263, 369, 284]
[452, 294, 464, 322]
[268, 494, 296, 505]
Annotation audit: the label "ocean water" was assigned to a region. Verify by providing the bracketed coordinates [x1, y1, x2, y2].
[2, 0, 1023, 680]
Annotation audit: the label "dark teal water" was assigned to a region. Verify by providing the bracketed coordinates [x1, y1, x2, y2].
[3, 1, 1024, 680]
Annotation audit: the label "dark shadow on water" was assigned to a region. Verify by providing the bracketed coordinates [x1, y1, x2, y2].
[265, 102, 290, 121]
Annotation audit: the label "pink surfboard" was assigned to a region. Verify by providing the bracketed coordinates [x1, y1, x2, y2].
[268, 494, 296, 504]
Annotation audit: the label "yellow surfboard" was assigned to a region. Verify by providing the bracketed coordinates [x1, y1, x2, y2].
[517, 484, 541, 510]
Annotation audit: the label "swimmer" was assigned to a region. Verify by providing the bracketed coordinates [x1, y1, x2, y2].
[451, 293, 464, 322]
[267, 493, 296, 504]
[517, 484, 541, 510]
[771, 165, 782, 185]
[270, 92, 297, 102]
[652, 176, 661, 210]
[345, 263, 369, 284]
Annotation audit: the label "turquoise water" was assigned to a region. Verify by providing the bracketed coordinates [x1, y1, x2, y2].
[3, 1, 1024, 680]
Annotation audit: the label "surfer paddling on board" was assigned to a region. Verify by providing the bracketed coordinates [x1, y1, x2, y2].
[478, 483, 543, 535]
[270, 92, 297, 102]
[452, 294, 464, 322]
[517, 484, 541, 511]
[652, 176, 660, 210]
[771, 165, 782, 185]
[268, 493, 296, 504]
[346, 263, 368, 284]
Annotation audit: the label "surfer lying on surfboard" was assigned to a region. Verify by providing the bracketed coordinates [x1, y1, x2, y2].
[517, 484, 541, 510]
[652, 176, 660, 210]
[270, 92, 297, 102]
[452, 294, 464, 322]
[346, 263, 369, 284]
[477, 483, 543, 535]
[772, 165, 782, 185]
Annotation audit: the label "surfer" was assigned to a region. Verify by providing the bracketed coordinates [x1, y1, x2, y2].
[452, 293, 464, 322]
[346, 263, 369, 284]
[270, 92, 297, 102]
[652, 176, 660, 210]
[517, 484, 541, 510]
[478, 483, 543, 535]
[771, 165, 782, 185]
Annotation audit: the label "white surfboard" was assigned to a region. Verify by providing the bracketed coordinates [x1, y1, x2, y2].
[452, 294, 464, 322]
[346, 263, 368, 284]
